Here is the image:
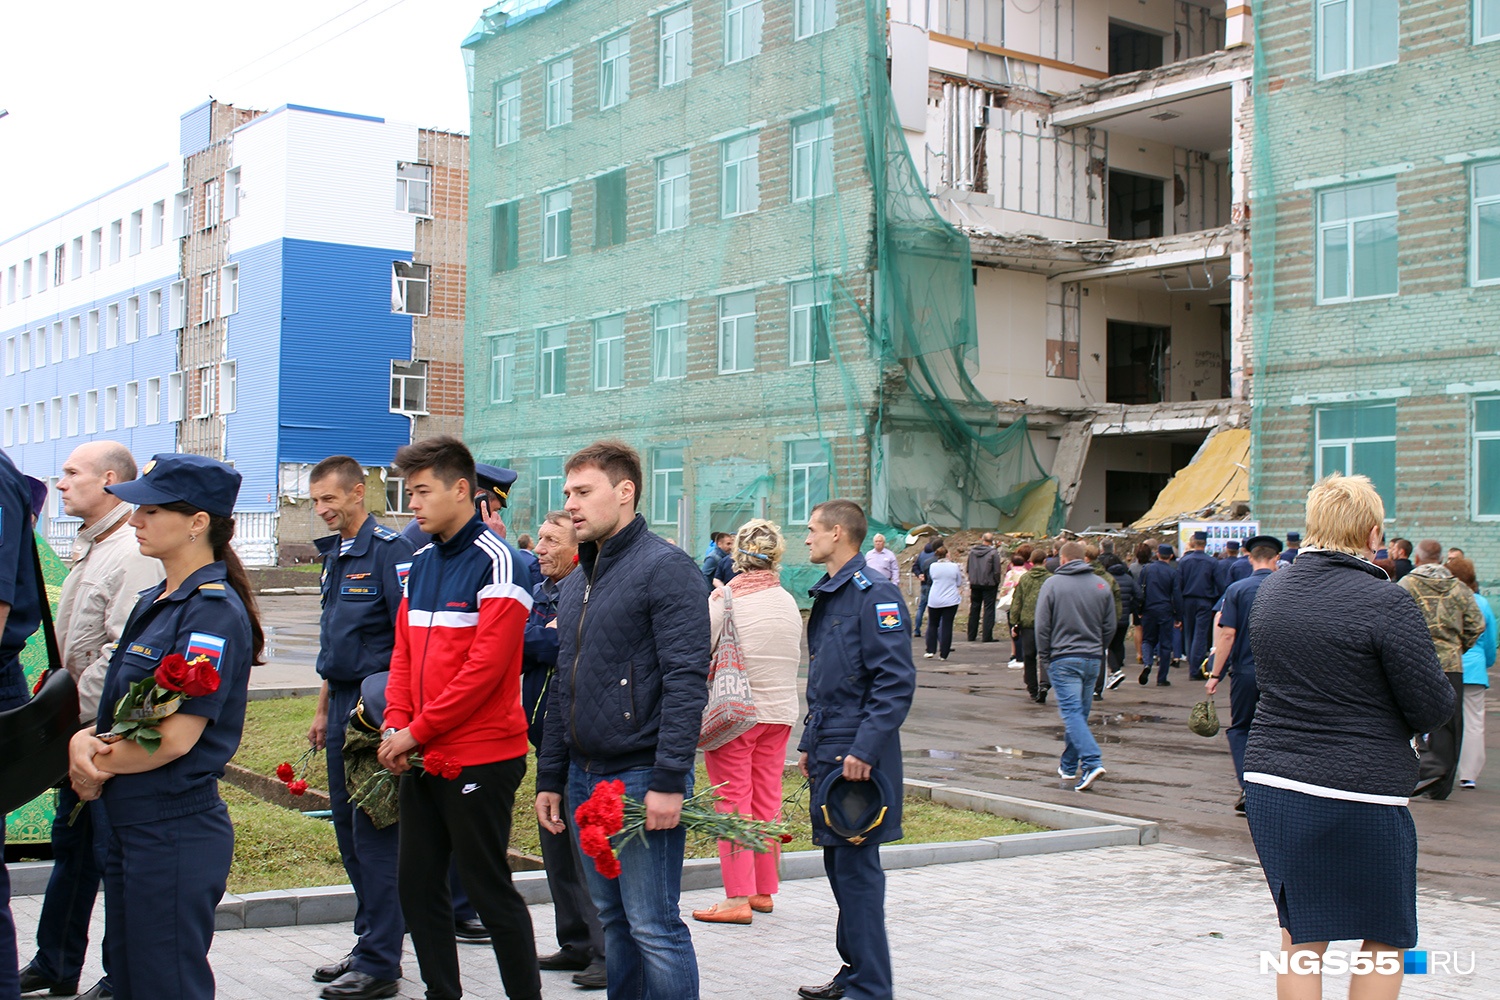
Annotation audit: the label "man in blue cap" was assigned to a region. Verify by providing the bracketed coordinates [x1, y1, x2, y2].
[1177, 531, 1220, 680]
[1138, 543, 1180, 686]
[1206, 535, 1281, 813]
[1216, 538, 1251, 592]
[798, 499, 915, 1000]
[1278, 530, 1301, 565]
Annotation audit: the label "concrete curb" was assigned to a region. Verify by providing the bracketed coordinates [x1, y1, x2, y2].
[247, 686, 321, 702]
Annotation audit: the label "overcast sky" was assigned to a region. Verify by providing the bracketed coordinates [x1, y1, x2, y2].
[0, 0, 483, 237]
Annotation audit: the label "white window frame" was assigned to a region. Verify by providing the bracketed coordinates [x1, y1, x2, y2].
[543, 189, 573, 261]
[538, 325, 568, 397]
[51, 321, 62, 361]
[109, 220, 123, 263]
[222, 264, 240, 315]
[600, 33, 630, 110]
[722, 133, 760, 217]
[125, 296, 140, 343]
[386, 475, 413, 515]
[50, 395, 61, 439]
[594, 315, 626, 391]
[788, 439, 831, 525]
[1314, 404, 1397, 514]
[718, 291, 756, 373]
[195, 366, 215, 418]
[2, 409, 11, 448]
[67, 316, 80, 358]
[1316, 179, 1398, 304]
[37, 251, 48, 293]
[87, 309, 100, 353]
[16, 405, 27, 446]
[396, 162, 432, 216]
[653, 302, 687, 381]
[202, 181, 219, 229]
[1475, 396, 1500, 519]
[389, 360, 428, 415]
[151, 201, 166, 246]
[104, 386, 118, 431]
[174, 191, 192, 239]
[34, 326, 46, 367]
[1317, 0, 1398, 79]
[790, 278, 833, 364]
[792, 114, 835, 202]
[89, 229, 102, 271]
[490, 333, 516, 403]
[1471, 161, 1500, 287]
[725, 0, 764, 62]
[391, 262, 431, 316]
[70, 236, 83, 278]
[201, 271, 217, 323]
[17, 331, 29, 372]
[84, 390, 98, 434]
[495, 77, 522, 146]
[33, 401, 46, 444]
[660, 6, 693, 87]
[66, 393, 79, 436]
[106, 303, 119, 348]
[657, 153, 690, 232]
[169, 280, 187, 329]
[795, 0, 837, 39]
[148, 290, 162, 336]
[146, 378, 161, 425]
[650, 447, 684, 525]
[536, 456, 565, 515]
[124, 382, 139, 428]
[2, 337, 12, 375]
[546, 56, 575, 129]
[129, 210, 143, 255]
[220, 361, 237, 414]
[225, 168, 242, 219]
[168, 372, 184, 423]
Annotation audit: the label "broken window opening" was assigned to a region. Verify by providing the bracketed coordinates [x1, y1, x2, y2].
[1106, 321, 1171, 404]
[392, 261, 431, 316]
[1108, 169, 1165, 240]
[1108, 21, 1165, 75]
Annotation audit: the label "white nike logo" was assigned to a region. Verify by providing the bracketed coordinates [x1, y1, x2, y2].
[462, 783, 480, 794]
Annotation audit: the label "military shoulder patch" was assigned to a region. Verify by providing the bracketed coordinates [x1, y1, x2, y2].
[395, 561, 413, 597]
[373, 524, 399, 541]
[875, 602, 903, 630]
[197, 582, 228, 599]
[186, 632, 227, 672]
[853, 571, 872, 591]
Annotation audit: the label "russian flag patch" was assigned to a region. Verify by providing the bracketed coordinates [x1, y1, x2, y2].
[186, 632, 227, 672]
[395, 561, 412, 597]
[875, 602, 903, 630]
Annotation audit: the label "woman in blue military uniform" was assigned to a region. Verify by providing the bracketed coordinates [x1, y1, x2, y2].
[66, 454, 262, 1000]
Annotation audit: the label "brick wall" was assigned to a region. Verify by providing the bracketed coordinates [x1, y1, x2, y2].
[414, 128, 469, 437]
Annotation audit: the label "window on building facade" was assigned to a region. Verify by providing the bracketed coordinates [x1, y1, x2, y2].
[17, 331, 29, 372]
[1317, 0, 1397, 78]
[496, 77, 522, 146]
[225, 168, 242, 219]
[718, 291, 756, 373]
[222, 264, 239, 315]
[124, 382, 138, 429]
[34, 401, 46, 444]
[600, 33, 631, 109]
[2, 409, 11, 448]
[50, 396, 61, 439]
[1479, 0, 1500, 41]
[397, 162, 432, 215]
[792, 114, 835, 202]
[595, 170, 628, 248]
[90, 229, 102, 271]
[203, 182, 219, 229]
[790, 278, 833, 363]
[490, 333, 516, 402]
[201, 272, 217, 323]
[657, 153, 690, 232]
[1315, 404, 1396, 514]
[1318, 179, 1397, 302]
[651, 447, 684, 524]
[726, 0, 764, 62]
[491, 202, 519, 272]
[174, 191, 192, 239]
[104, 386, 118, 431]
[87, 310, 100, 353]
[126, 296, 139, 343]
[220, 361, 237, 414]
[21, 258, 31, 298]
[1472, 162, 1500, 286]
[167, 372, 184, 423]
[386, 475, 412, 515]
[67, 316, 80, 358]
[37, 252, 49, 294]
[795, 0, 837, 39]
[51, 322, 62, 361]
[391, 262, 431, 315]
[85, 390, 98, 434]
[535, 457, 566, 515]
[106, 303, 119, 348]
[67, 393, 79, 436]
[196, 366, 216, 418]
[546, 57, 575, 128]
[1474, 396, 1500, 517]
[593, 315, 626, 390]
[543, 189, 573, 261]
[53, 245, 65, 285]
[129, 211, 143, 255]
[146, 378, 161, 425]
[722, 133, 760, 217]
[169, 281, 187, 329]
[147, 290, 162, 336]
[151, 201, 166, 246]
[2, 338, 12, 375]
[653, 302, 687, 380]
[538, 325, 568, 397]
[17, 405, 27, 445]
[788, 439, 830, 524]
[389, 360, 428, 414]
[109, 220, 123, 262]
[660, 6, 693, 86]
[70, 237, 83, 278]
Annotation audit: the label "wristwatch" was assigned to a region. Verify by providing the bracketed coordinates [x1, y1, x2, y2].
[382, 727, 398, 740]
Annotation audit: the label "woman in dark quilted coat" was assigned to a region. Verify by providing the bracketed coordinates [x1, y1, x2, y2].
[1242, 474, 1456, 998]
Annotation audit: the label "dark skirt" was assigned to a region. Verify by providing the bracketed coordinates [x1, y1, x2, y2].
[1244, 781, 1418, 948]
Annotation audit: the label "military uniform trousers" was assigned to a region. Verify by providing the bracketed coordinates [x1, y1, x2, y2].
[1182, 597, 1214, 677]
[1225, 669, 1260, 786]
[327, 681, 404, 980]
[101, 801, 233, 1000]
[823, 843, 891, 1000]
[1141, 613, 1175, 682]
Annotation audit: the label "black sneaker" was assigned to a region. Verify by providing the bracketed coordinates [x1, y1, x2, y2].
[1138, 668, 1151, 685]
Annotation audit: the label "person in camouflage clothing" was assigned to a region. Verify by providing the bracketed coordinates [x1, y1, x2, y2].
[1008, 546, 1053, 703]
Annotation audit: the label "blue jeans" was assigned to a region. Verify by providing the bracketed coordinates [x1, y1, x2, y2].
[568, 765, 698, 1000]
[1049, 657, 1102, 775]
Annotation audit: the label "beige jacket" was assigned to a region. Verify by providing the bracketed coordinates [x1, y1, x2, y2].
[56, 503, 165, 722]
[708, 576, 802, 727]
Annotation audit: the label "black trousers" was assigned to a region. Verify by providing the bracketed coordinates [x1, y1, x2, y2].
[966, 585, 998, 642]
[1417, 671, 1466, 800]
[538, 789, 605, 961]
[398, 757, 542, 1000]
[1019, 627, 1047, 697]
[925, 605, 957, 658]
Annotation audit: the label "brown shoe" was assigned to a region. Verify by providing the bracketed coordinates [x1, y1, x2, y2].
[691, 903, 753, 924]
[749, 894, 774, 913]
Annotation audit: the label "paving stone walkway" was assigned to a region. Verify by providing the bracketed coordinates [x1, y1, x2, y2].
[13, 844, 1498, 998]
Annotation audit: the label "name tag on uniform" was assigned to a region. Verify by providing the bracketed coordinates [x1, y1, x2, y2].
[341, 584, 379, 597]
[126, 642, 162, 660]
[874, 602, 903, 630]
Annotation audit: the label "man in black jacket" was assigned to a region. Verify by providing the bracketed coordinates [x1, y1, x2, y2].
[535, 440, 710, 1000]
[964, 533, 1003, 643]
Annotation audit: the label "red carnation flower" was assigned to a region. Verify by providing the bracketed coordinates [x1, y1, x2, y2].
[595, 852, 621, 879]
[276, 762, 295, 783]
[154, 653, 193, 692]
[779, 833, 793, 844]
[287, 780, 309, 796]
[438, 758, 463, 780]
[181, 659, 220, 698]
[424, 752, 446, 774]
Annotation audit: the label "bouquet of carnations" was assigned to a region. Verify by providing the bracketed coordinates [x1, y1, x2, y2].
[574, 780, 792, 879]
[347, 749, 463, 820]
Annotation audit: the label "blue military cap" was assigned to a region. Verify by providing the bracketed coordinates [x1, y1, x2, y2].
[349, 671, 389, 734]
[1224, 539, 1241, 551]
[1286, 531, 1301, 542]
[816, 767, 898, 846]
[107, 453, 242, 517]
[476, 463, 518, 509]
[1191, 530, 1208, 542]
[1244, 534, 1283, 553]
[1157, 543, 1175, 558]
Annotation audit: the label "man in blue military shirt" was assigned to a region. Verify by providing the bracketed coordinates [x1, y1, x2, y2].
[0, 447, 43, 1000]
[1205, 535, 1281, 814]
[798, 500, 916, 1000]
[1177, 531, 1220, 680]
[306, 456, 414, 1000]
[1215, 539, 1251, 593]
[1138, 544, 1180, 686]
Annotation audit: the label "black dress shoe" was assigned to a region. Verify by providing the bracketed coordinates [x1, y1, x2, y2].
[572, 960, 607, 989]
[18, 963, 78, 995]
[76, 982, 112, 1000]
[319, 970, 400, 1000]
[313, 954, 355, 984]
[454, 918, 491, 944]
[1234, 791, 1247, 814]
[798, 979, 845, 1000]
[1156, 679, 1172, 686]
[538, 948, 592, 971]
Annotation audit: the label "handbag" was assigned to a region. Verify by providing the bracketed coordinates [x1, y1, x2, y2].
[1188, 696, 1220, 738]
[698, 585, 758, 752]
[0, 532, 79, 815]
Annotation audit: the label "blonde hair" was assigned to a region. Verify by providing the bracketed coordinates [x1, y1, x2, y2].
[1304, 473, 1384, 555]
[732, 518, 786, 574]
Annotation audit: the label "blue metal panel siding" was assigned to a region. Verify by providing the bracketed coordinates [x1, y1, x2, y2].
[223, 240, 285, 513]
[0, 274, 180, 483]
[180, 101, 213, 157]
[277, 239, 413, 469]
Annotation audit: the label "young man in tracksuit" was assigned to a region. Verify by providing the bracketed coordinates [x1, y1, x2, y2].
[535, 440, 711, 1000]
[378, 436, 541, 1000]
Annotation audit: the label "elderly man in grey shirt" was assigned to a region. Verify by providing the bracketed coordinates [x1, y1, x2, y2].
[18, 441, 163, 1000]
[864, 533, 900, 586]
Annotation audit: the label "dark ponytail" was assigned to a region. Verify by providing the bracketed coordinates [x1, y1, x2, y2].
[159, 501, 267, 664]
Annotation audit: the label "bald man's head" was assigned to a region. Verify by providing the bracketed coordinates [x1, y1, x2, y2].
[59, 441, 138, 526]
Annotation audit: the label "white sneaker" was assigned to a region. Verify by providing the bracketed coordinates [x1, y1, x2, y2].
[923, 652, 935, 658]
[1106, 670, 1125, 690]
[1075, 766, 1106, 791]
[1006, 659, 1023, 669]
[1057, 765, 1078, 780]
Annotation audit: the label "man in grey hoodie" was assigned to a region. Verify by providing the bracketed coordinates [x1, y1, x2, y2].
[965, 533, 1003, 643]
[1036, 540, 1116, 792]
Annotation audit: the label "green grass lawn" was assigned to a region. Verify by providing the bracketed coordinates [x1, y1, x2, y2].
[230, 698, 1041, 890]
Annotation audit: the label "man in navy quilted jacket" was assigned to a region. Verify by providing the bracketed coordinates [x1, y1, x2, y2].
[535, 439, 711, 1000]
